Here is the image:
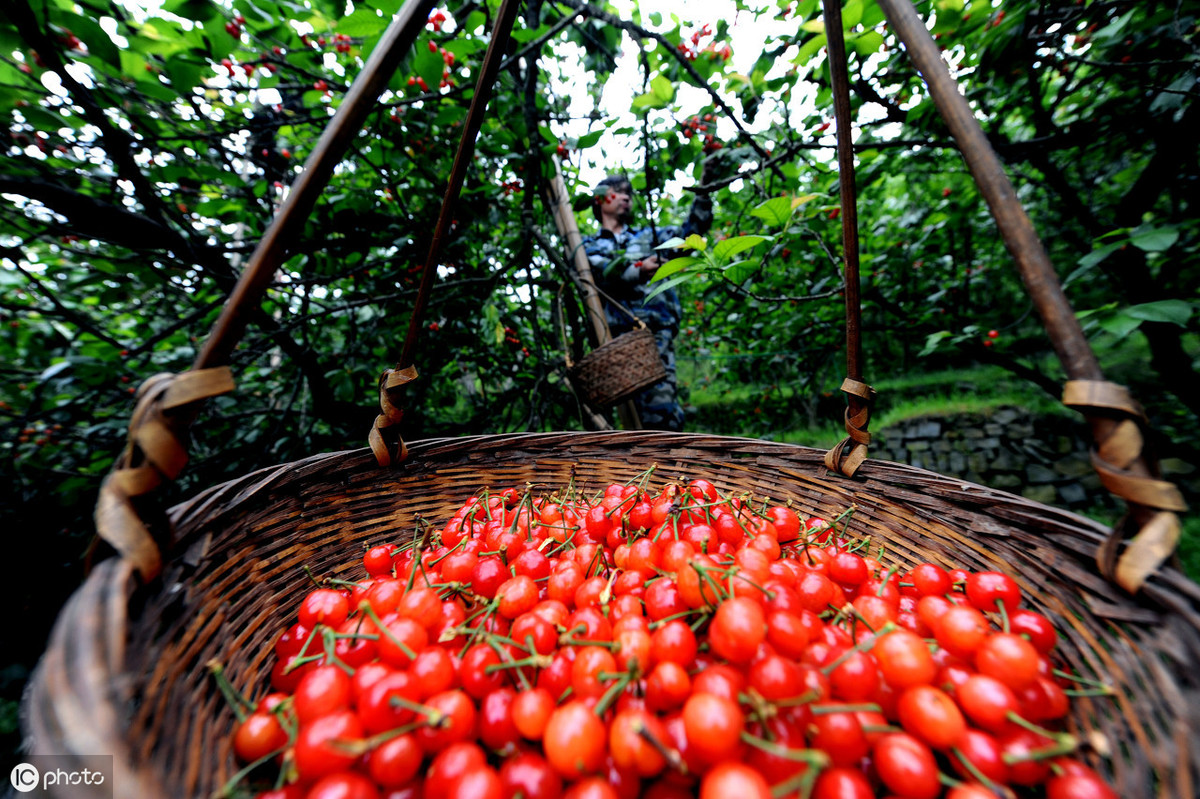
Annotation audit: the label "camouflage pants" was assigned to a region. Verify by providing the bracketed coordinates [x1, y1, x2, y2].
[623, 326, 683, 432]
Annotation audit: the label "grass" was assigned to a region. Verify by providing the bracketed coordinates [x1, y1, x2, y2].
[683, 359, 1199, 580]
[684, 362, 1065, 443]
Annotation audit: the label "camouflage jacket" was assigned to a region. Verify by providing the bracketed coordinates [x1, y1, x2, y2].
[582, 195, 713, 332]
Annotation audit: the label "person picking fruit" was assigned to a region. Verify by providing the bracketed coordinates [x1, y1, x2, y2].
[581, 164, 717, 430]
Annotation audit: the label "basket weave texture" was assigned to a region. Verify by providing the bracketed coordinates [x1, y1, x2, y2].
[23, 431, 1200, 798]
[569, 328, 667, 407]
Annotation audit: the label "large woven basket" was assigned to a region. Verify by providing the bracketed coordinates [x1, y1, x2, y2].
[20, 0, 1199, 794]
[23, 432, 1200, 798]
[569, 327, 668, 408]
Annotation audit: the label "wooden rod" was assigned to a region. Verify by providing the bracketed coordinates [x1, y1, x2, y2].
[875, 0, 1104, 379]
[822, 0, 865, 385]
[544, 159, 641, 429]
[877, 0, 1181, 588]
[194, 0, 437, 371]
[546, 159, 612, 347]
[397, 0, 523, 370]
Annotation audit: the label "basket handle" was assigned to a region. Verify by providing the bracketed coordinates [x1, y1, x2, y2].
[370, 0, 523, 465]
[95, 0, 439, 580]
[874, 0, 1187, 592]
[821, 0, 876, 479]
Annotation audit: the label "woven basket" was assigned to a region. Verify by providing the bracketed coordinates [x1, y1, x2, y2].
[20, 0, 1199, 795]
[23, 431, 1200, 798]
[568, 327, 668, 408]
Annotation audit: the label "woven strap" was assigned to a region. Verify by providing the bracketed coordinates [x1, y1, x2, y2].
[370, 366, 418, 467]
[824, 377, 876, 477]
[1063, 380, 1187, 592]
[94, 368, 235, 580]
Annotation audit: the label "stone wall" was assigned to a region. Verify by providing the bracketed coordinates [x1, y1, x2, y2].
[869, 406, 1119, 512]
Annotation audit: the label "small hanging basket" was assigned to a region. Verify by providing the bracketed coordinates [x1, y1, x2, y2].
[568, 326, 667, 408]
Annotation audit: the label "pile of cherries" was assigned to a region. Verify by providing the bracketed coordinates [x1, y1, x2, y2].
[220, 476, 1118, 799]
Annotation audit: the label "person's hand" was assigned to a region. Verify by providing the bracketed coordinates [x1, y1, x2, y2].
[700, 152, 723, 188]
[635, 255, 661, 278]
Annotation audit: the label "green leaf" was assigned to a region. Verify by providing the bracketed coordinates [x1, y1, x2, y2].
[656, 237, 687, 250]
[643, 271, 694, 301]
[632, 91, 667, 111]
[682, 234, 707, 252]
[1097, 313, 1143, 339]
[860, 0, 886, 28]
[413, 40, 443, 92]
[795, 33, 827, 64]
[918, 330, 953, 358]
[651, 75, 674, 103]
[713, 235, 770, 260]
[1123, 300, 1193, 327]
[841, 0, 863, 29]
[651, 255, 704, 280]
[750, 197, 795, 226]
[339, 8, 388, 36]
[851, 30, 884, 57]
[163, 55, 203, 92]
[724, 260, 758, 284]
[1129, 225, 1179, 252]
[576, 130, 604, 149]
[801, 19, 825, 33]
[55, 13, 120, 67]
[163, 0, 220, 23]
[444, 38, 485, 59]
[1064, 242, 1120, 287]
[510, 24, 551, 44]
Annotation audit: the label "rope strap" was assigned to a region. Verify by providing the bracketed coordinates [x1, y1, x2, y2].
[370, 366, 418, 467]
[94, 368, 235, 580]
[1062, 379, 1187, 592]
[824, 377, 876, 477]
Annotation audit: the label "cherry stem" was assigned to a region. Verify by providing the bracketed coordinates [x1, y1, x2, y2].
[206, 660, 253, 723]
[742, 730, 832, 768]
[1063, 687, 1114, 697]
[593, 671, 632, 717]
[810, 702, 883, 715]
[820, 622, 895, 676]
[1052, 669, 1111, 690]
[689, 560, 731, 606]
[636, 720, 686, 773]
[876, 565, 899, 598]
[214, 743, 290, 798]
[281, 624, 323, 674]
[319, 626, 357, 676]
[485, 639, 535, 692]
[358, 602, 416, 661]
[997, 598, 1010, 633]
[428, 534, 468, 567]
[388, 693, 442, 723]
[1001, 713, 1079, 763]
[648, 607, 709, 630]
[355, 719, 424, 752]
[952, 746, 1011, 797]
[565, 634, 621, 649]
[772, 688, 821, 708]
[301, 564, 323, 588]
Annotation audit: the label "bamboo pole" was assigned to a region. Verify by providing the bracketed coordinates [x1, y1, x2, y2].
[876, 0, 1186, 591]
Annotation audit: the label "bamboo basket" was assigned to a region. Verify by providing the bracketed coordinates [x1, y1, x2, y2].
[569, 327, 668, 408]
[19, 0, 1199, 796]
[24, 434, 1200, 797]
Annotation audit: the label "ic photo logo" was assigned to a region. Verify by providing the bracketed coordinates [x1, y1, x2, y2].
[9, 763, 39, 793]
